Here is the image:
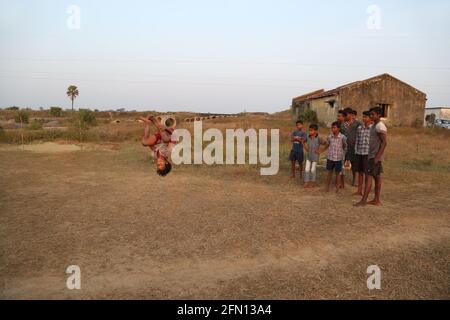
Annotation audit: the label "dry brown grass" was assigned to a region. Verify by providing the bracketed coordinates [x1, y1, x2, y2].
[0, 113, 449, 300]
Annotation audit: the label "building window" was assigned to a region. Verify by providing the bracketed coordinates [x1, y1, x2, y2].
[376, 103, 390, 118]
[327, 100, 336, 108]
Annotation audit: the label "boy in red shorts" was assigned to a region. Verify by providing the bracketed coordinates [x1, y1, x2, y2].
[140, 116, 177, 176]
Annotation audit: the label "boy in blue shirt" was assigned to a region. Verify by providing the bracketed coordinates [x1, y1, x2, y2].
[290, 120, 308, 179]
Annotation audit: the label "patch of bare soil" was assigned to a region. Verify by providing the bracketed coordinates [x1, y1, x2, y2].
[0, 142, 82, 153]
[0, 146, 449, 299]
[0, 142, 121, 154]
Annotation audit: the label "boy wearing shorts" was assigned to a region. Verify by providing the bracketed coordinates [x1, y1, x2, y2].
[290, 120, 308, 179]
[353, 111, 372, 196]
[323, 122, 347, 193]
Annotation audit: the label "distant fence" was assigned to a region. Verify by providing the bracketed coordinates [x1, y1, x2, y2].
[184, 115, 238, 122]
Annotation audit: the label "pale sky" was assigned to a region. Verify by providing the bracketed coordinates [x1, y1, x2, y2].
[1, 0, 449, 113]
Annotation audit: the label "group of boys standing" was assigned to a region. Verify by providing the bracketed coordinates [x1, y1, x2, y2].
[290, 107, 387, 207]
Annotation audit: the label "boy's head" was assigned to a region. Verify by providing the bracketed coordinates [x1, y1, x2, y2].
[156, 158, 172, 177]
[296, 120, 304, 130]
[337, 110, 347, 123]
[348, 109, 357, 121]
[309, 124, 319, 136]
[369, 107, 383, 122]
[343, 108, 354, 121]
[362, 111, 371, 125]
[331, 121, 340, 135]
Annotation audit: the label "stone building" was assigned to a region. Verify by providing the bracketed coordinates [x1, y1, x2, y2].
[291, 74, 427, 127]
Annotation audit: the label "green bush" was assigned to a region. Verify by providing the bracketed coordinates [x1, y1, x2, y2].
[14, 110, 29, 124]
[297, 109, 318, 124]
[27, 121, 43, 130]
[50, 106, 63, 117]
[71, 109, 97, 129]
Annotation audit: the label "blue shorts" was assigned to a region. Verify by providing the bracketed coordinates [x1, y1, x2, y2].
[326, 160, 343, 173]
[289, 150, 304, 164]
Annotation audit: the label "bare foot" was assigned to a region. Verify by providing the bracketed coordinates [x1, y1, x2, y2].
[368, 200, 382, 206]
[139, 117, 151, 123]
[354, 201, 367, 207]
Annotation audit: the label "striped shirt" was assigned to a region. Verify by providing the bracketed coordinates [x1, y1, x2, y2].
[355, 124, 372, 156]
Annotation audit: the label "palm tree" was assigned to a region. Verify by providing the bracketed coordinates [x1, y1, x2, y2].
[66, 85, 79, 112]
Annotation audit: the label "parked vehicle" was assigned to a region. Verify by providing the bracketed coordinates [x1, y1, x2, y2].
[435, 119, 450, 129]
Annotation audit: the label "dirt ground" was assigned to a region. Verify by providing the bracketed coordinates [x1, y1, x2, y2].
[0, 141, 449, 300]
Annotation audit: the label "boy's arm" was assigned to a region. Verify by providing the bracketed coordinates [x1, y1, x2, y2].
[291, 133, 299, 142]
[322, 140, 330, 152]
[342, 137, 348, 152]
[375, 132, 387, 164]
[160, 128, 174, 143]
[142, 123, 151, 139]
[315, 137, 326, 154]
[303, 141, 309, 151]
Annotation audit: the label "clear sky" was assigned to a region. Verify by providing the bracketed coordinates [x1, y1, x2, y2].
[1, 0, 449, 113]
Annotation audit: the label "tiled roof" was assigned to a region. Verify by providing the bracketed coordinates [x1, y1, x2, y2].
[293, 73, 426, 103]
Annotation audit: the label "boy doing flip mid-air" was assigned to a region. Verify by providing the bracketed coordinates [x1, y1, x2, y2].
[140, 116, 177, 177]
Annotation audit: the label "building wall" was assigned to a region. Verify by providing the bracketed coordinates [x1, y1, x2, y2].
[308, 97, 341, 127]
[292, 75, 426, 127]
[338, 76, 426, 127]
[292, 96, 342, 127]
[443, 109, 450, 119]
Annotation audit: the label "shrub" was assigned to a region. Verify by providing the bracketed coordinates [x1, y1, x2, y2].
[6, 106, 19, 110]
[71, 109, 97, 129]
[50, 106, 63, 117]
[297, 109, 318, 123]
[27, 120, 43, 130]
[14, 110, 29, 124]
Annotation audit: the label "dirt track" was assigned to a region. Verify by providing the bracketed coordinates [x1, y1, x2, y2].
[1, 144, 449, 299]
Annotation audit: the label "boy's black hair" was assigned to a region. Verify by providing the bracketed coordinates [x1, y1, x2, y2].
[343, 107, 353, 115]
[351, 109, 358, 116]
[363, 111, 371, 117]
[157, 161, 172, 177]
[309, 124, 319, 131]
[338, 110, 348, 117]
[331, 121, 340, 129]
[296, 120, 304, 125]
[370, 107, 383, 116]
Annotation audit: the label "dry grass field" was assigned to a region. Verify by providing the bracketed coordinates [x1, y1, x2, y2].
[0, 111, 449, 299]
